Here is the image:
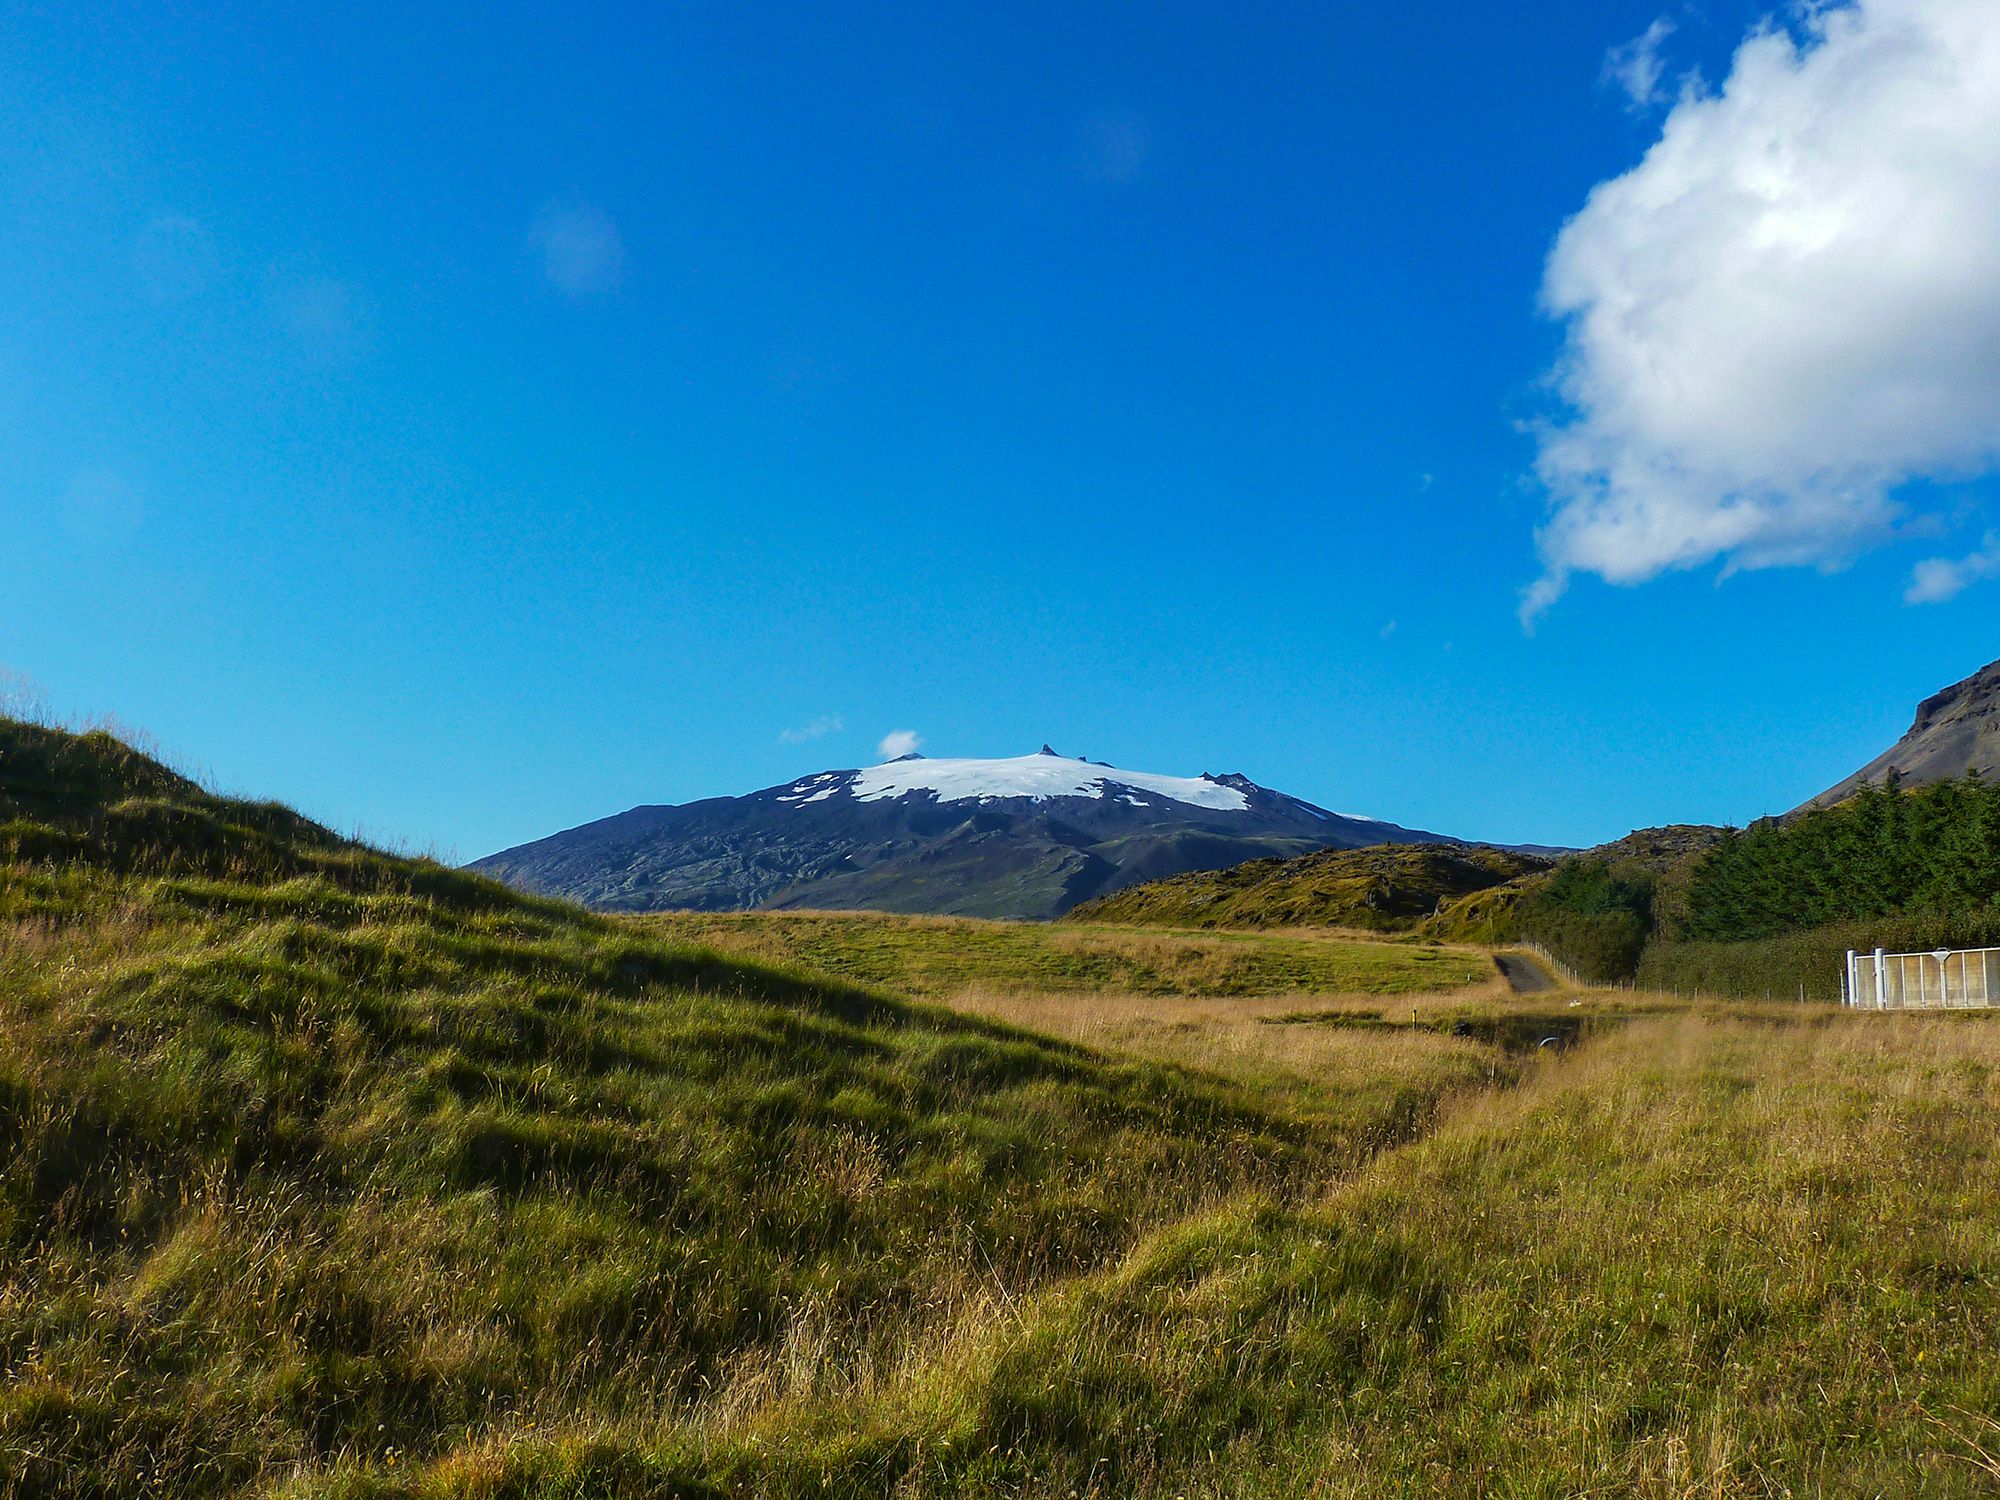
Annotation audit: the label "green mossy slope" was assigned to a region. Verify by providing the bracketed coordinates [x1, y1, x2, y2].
[1066, 844, 1547, 934]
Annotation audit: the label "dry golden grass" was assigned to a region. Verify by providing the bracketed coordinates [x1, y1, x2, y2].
[637, 908, 1493, 1001]
[933, 981, 1507, 1124]
[16, 709, 2000, 1496]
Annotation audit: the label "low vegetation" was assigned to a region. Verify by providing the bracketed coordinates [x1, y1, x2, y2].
[0, 718, 1500, 1496]
[8, 715, 2000, 1495]
[639, 908, 1492, 999]
[1525, 780, 2000, 995]
[1065, 843, 1546, 934]
[1515, 857, 1655, 985]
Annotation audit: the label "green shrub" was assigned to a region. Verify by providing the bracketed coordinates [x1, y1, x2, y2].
[1681, 775, 2000, 941]
[1640, 910, 2000, 1001]
[1517, 860, 1653, 983]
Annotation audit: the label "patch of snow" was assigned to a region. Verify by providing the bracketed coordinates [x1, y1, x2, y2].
[777, 773, 845, 806]
[847, 754, 1251, 812]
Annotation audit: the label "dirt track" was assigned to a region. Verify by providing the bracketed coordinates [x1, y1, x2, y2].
[1495, 952, 1557, 993]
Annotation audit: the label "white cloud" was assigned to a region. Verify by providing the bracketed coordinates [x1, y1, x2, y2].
[1906, 533, 2000, 603]
[1602, 18, 1679, 111]
[1527, 0, 2000, 622]
[530, 201, 625, 297]
[877, 729, 922, 761]
[779, 714, 843, 745]
[1073, 109, 1152, 184]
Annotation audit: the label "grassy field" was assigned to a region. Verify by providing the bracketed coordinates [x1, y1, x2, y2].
[8, 717, 2000, 1496]
[675, 1010, 2000, 1498]
[638, 909, 1493, 1000]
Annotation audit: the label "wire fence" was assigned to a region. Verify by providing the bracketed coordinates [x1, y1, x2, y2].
[1844, 946, 2000, 1010]
[1514, 941, 1584, 987]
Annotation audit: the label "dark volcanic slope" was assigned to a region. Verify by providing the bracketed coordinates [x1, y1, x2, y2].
[1800, 658, 2000, 812]
[471, 750, 1459, 920]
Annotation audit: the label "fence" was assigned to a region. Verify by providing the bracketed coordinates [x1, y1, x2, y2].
[1843, 945, 2000, 1010]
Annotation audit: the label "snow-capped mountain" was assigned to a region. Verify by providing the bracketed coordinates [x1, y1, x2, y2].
[470, 746, 1459, 920]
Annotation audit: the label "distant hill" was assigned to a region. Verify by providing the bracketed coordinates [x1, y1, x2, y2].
[470, 748, 1461, 921]
[1582, 823, 1730, 874]
[1066, 842, 1551, 932]
[1799, 657, 2000, 811]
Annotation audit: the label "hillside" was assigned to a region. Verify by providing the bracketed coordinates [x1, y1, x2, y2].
[10, 716, 2000, 1494]
[1063, 842, 1549, 931]
[472, 748, 1458, 920]
[1801, 656, 2000, 810]
[0, 715, 1480, 1496]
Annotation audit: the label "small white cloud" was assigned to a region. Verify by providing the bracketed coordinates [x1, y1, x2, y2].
[530, 200, 625, 297]
[1073, 109, 1152, 184]
[1906, 533, 2000, 604]
[877, 729, 922, 761]
[1379, 620, 1398, 639]
[1527, 0, 2000, 621]
[1602, 17, 1679, 111]
[779, 714, 844, 745]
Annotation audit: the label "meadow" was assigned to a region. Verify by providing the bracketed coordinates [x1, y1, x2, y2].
[639, 909, 1490, 1000]
[5, 718, 2000, 1497]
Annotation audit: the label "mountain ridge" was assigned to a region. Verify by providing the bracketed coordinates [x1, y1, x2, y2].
[1798, 657, 2000, 812]
[470, 749, 1461, 920]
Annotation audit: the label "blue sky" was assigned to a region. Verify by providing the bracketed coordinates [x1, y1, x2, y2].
[4, 1, 1997, 857]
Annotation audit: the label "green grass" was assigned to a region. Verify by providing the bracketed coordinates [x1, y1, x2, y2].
[10, 715, 2000, 1496]
[1065, 843, 1546, 934]
[423, 1011, 1998, 1499]
[636, 909, 1494, 999]
[0, 718, 1504, 1496]
[1641, 911, 2000, 1003]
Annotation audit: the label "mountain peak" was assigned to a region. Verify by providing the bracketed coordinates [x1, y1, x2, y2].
[1799, 657, 2000, 811]
[472, 748, 1459, 919]
[887, 750, 926, 763]
[1037, 743, 1059, 756]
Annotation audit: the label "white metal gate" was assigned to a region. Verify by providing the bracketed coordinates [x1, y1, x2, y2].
[1844, 946, 2000, 1010]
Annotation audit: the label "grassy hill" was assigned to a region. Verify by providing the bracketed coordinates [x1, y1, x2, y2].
[0, 717, 1496, 1496]
[9, 714, 2000, 1495]
[1064, 843, 1549, 933]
